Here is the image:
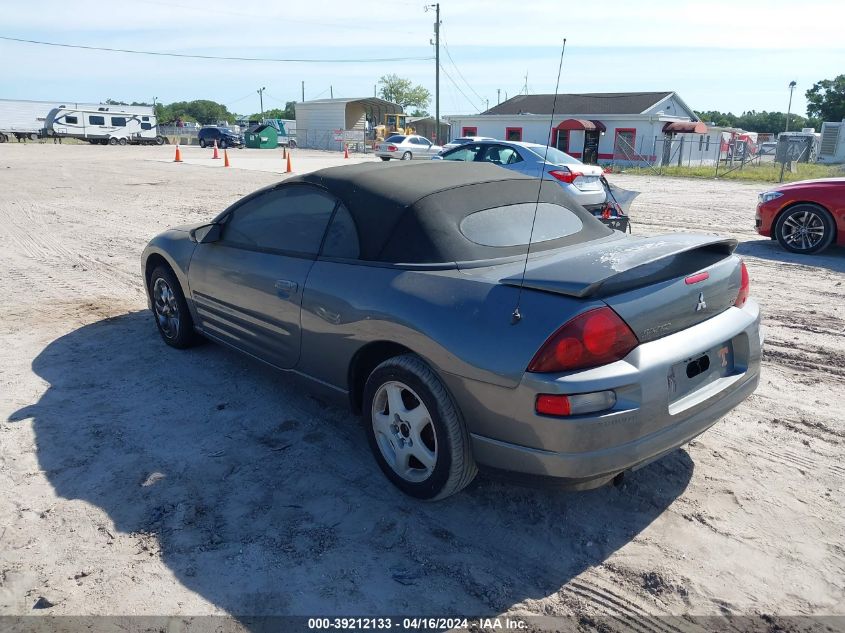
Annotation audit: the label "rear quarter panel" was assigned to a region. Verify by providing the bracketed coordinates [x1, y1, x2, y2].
[298, 260, 604, 392]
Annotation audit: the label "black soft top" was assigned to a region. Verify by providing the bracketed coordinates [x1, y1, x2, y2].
[291, 161, 611, 264]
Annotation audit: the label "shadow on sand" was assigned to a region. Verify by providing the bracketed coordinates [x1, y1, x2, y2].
[10, 310, 693, 620]
[735, 239, 845, 273]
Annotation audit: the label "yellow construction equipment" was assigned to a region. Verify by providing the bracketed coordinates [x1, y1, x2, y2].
[375, 113, 415, 141]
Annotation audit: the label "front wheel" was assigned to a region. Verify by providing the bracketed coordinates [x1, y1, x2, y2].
[149, 266, 202, 349]
[363, 354, 477, 500]
[775, 204, 835, 254]
[401, 151, 412, 160]
[199, 139, 207, 148]
[219, 140, 228, 149]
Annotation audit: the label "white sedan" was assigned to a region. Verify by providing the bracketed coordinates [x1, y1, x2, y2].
[375, 134, 443, 161]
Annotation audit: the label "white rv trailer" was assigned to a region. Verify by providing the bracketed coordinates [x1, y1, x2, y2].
[44, 105, 163, 145]
[0, 98, 104, 142]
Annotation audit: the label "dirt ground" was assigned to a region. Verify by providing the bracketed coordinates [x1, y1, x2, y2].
[0, 144, 843, 628]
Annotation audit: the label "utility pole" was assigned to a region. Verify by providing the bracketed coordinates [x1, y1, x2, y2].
[330, 85, 333, 99]
[426, 4, 440, 141]
[301, 81, 305, 102]
[374, 84, 377, 97]
[257, 86, 266, 120]
[485, 98, 489, 112]
[497, 88, 500, 105]
[785, 80, 797, 132]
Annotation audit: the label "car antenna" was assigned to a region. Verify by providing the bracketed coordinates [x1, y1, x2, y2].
[511, 38, 567, 325]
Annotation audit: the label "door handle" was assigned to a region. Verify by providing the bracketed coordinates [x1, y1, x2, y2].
[275, 279, 298, 298]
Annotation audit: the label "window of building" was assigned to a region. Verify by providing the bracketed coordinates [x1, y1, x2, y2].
[461, 126, 477, 137]
[613, 128, 636, 159]
[89, 115, 105, 125]
[555, 130, 569, 152]
[505, 127, 523, 142]
[65, 116, 78, 124]
[222, 185, 336, 256]
[111, 117, 127, 127]
[141, 123, 152, 130]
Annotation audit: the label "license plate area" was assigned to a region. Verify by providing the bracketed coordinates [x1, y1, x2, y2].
[668, 341, 734, 403]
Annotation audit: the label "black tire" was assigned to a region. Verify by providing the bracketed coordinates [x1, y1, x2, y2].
[774, 203, 836, 254]
[199, 139, 207, 148]
[289, 140, 297, 149]
[118, 138, 127, 146]
[108, 137, 118, 146]
[363, 354, 477, 500]
[155, 136, 165, 145]
[149, 266, 202, 349]
[380, 156, 390, 161]
[219, 140, 228, 149]
[401, 151, 412, 160]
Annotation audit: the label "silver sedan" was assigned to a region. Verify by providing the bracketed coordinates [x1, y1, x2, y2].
[375, 134, 442, 161]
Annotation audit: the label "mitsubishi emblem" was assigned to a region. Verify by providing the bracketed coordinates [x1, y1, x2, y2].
[695, 292, 707, 312]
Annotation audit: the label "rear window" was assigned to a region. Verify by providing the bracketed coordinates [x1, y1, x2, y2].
[525, 145, 581, 166]
[460, 202, 583, 247]
[385, 135, 406, 143]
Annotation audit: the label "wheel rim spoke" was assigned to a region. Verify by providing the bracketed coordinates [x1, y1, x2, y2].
[371, 380, 438, 483]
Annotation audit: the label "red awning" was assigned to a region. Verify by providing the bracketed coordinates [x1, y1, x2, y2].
[556, 118, 606, 132]
[663, 121, 708, 134]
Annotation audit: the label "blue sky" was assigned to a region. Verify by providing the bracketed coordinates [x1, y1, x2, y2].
[1, 0, 842, 118]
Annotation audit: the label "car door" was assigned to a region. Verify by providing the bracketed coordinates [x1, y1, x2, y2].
[187, 184, 337, 369]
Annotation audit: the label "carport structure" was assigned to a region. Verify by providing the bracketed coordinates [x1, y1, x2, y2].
[294, 97, 402, 150]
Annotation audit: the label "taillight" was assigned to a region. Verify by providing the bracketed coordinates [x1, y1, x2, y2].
[549, 169, 582, 184]
[387, 145, 397, 151]
[735, 261, 750, 307]
[528, 307, 639, 373]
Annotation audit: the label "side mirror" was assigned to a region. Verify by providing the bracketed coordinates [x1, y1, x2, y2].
[191, 223, 222, 244]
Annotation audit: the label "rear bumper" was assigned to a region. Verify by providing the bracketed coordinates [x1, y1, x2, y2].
[470, 368, 759, 484]
[445, 300, 763, 486]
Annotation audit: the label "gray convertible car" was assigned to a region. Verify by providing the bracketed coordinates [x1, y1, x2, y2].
[142, 162, 762, 500]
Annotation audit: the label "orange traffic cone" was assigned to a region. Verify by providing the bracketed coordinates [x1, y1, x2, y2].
[212, 140, 220, 159]
[173, 144, 182, 162]
[224, 149, 230, 167]
[285, 153, 293, 173]
[343, 144, 349, 159]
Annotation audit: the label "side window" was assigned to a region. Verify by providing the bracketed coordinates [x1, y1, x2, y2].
[442, 144, 482, 161]
[480, 144, 517, 165]
[222, 186, 336, 256]
[89, 115, 105, 125]
[321, 203, 360, 259]
[65, 115, 78, 124]
[142, 116, 150, 121]
[111, 117, 127, 126]
[141, 123, 152, 130]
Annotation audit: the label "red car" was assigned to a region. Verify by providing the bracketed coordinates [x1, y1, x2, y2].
[756, 178, 845, 254]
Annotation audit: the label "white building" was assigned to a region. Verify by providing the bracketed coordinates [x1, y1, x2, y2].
[294, 97, 401, 150]
[447, 91, 718, 166]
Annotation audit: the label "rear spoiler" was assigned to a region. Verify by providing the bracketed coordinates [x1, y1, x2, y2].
[500, 234, 738, 298]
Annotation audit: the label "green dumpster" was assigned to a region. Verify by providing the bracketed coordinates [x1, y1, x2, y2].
[244, 124, 278, 149]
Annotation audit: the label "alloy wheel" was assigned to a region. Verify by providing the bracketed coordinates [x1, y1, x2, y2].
[153, 277, 181, 339]
[371, 381, 438, 483]
[781, 210, 827, 251]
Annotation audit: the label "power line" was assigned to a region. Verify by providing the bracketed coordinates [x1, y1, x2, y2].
[0, 35, 434, 63]
[439, 63, 483, 113]
[440, 31, 486, 109]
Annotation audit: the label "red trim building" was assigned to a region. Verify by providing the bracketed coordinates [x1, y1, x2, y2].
[447, 91, 718, 166]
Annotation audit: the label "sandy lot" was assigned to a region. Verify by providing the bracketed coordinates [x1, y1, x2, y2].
[0, 144, 843, 628]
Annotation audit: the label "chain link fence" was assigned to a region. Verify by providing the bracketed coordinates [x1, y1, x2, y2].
[609, 133, 818, 181]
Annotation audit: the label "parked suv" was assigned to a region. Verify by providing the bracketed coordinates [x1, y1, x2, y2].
[198, 126, 244, 149]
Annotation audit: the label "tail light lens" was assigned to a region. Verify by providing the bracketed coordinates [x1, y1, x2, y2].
[734, 261, 750, 307]
[528, 307, 639, 373]
[387, 145, 397, 151]
[549, 169, 582, 184]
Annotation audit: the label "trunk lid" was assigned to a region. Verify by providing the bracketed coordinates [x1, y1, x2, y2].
[500, 234, 742, 342]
